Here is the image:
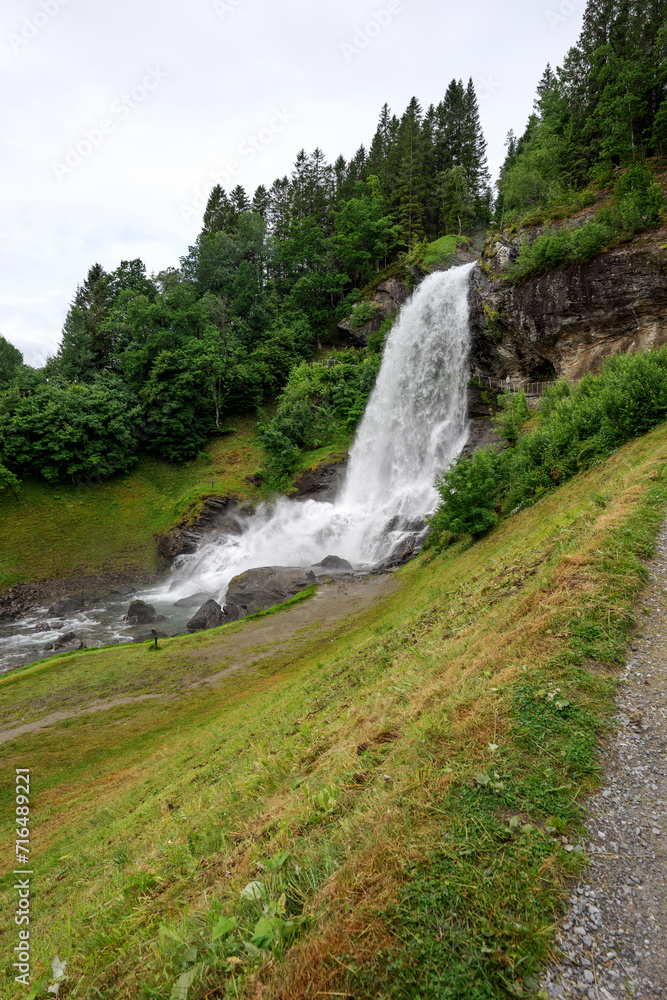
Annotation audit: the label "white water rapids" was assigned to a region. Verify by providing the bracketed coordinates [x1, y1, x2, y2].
[169, 262, 474, 596]
[0, 263, 474, 671]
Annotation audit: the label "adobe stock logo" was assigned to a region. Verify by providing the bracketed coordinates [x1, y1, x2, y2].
[51, 67, 168, 181]
[8, 0, 72, 53]
[340, 2, 403, 64]
[545, 0, 585, 28]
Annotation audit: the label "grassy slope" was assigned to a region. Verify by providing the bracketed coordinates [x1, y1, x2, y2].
[1, 423, 666, 998]
[0, 417, 266, 588]
[0, 417, 354, 590]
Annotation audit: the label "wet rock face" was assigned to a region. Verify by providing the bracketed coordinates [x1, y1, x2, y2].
[470, 226, 667, 381]
[292, 463, 347, 503]
[172, 592, 214, 609]
[223, 567, 316, 623]
[186, 599, 225, 632]
[47, 594, 84, 617]
[43, 632, 86, 653]
[338, 278, 409, 346]
[155, 497, 255, 565]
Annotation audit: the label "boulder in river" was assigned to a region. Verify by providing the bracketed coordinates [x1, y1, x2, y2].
[43, 632, 86, 653]
[126, 600, 162, 625]
[173, 592, 214, 609]
[187, 599, 226, 632]
[47, 594, 84, 616]
[110, 585, 136, 597]
[313, 555, 354, 572]
[224, 566, 316, 621]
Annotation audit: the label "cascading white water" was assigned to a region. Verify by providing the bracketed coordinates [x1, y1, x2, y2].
[0, 263, 474, 671]
[168, 262, 474, 600]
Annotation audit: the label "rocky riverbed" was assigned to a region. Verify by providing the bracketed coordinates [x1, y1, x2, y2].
[541, 524, 667, 999]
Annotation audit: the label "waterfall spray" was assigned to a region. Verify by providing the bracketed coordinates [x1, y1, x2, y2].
[173, 263, 474, 599]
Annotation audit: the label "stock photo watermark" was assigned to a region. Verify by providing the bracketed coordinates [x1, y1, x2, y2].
[51, 66, 168, 181]
[476, 75, 501, 102]
[8, 0, 72, 53]
[545, 0, 585, 28]
[179, 107, 296, 222]
[340, 1, 403, 64]
[13, 768, 31, 986]
[213, 0, 248, 17]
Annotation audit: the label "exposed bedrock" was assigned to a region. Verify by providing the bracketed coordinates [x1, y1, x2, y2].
[155, 497, 255, 565]
[291, 462, 347, 503]
[470, 226, 667, 381]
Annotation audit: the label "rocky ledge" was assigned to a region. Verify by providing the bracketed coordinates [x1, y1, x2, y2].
[470, 225, 667, 382]
[154, 496, 256, 565]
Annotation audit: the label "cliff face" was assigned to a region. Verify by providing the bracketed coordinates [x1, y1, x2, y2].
[469, 226, 667, 381]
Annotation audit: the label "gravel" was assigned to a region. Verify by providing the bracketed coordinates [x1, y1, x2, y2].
[541, 524, 667, 998]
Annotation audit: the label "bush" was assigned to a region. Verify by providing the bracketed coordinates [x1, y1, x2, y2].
[0, 375, 141, 483]
[259, 350, 381, 473]
[508, 164, 664, 284]
[349, 301, 377, 330]
[430, 349, 667, 541]
[430, 447, 505, 540]
[493, 389, 530, 446]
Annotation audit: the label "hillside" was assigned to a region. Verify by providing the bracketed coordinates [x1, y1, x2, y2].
[0, 417, 264, 592]
[1, 421, 666, 998]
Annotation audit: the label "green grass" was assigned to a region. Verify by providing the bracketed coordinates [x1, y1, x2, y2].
[1, 423, 666, 999]
[0, 417, 266, 587]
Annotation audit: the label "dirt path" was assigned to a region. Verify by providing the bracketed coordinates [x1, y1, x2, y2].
[542, 525, 667, 999]
[0, 574, 398, 745]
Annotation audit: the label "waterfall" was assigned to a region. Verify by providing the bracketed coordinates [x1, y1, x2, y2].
[0, 263, 474, 672]
[171, 263, 474, 599]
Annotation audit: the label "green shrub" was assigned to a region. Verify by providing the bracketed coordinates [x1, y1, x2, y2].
[259, 350, 381, 474]
[493, 389, 530, 446]
[508, 165, 664, 284]
[431, 349, 667, 540]
[0, 374, 142, 483]
[349, 301, 377, 330]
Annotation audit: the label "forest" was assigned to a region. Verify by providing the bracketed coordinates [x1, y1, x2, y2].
[1, 0, 666, 493]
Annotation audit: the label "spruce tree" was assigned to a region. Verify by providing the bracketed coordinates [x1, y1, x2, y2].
[203, 185, 232, 233]
[395, 97, 425, 246]
[57, 263, 114, 381]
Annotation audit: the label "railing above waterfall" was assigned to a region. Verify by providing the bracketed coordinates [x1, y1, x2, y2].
[472, 375, 581, 397]
[308, 358, 344, 369]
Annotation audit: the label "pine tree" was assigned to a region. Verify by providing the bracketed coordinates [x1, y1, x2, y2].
[56, 264, 114, 380]
[395, 97, 425, 246]
[229, 185, 250, 220]
[252, 184, 270, 219]
[534, 63, 556, 112]
[203, 185, 232, 233]
[463, 79, 491, 215]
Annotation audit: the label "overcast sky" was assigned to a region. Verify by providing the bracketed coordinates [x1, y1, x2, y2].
[0, 0, 585, 365]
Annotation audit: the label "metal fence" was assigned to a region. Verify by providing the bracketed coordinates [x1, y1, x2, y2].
[473, 376, 580, 396]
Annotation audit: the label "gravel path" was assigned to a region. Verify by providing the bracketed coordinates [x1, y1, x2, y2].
[542, 524, 667, 999]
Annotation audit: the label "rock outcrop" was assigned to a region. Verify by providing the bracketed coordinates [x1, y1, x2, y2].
[186, 599, 226, 632]
[470, 226, 667, 381]
[338, 278, 408, 346]
[43, 632, 86, 653]
[126, 600, 162, 625]
[292, 462, 347, 503]
[173, 592, 214, 609]
[155, 497, 254, 565]
[313, 555, 354, 571]
[223, 567, 316, 622]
